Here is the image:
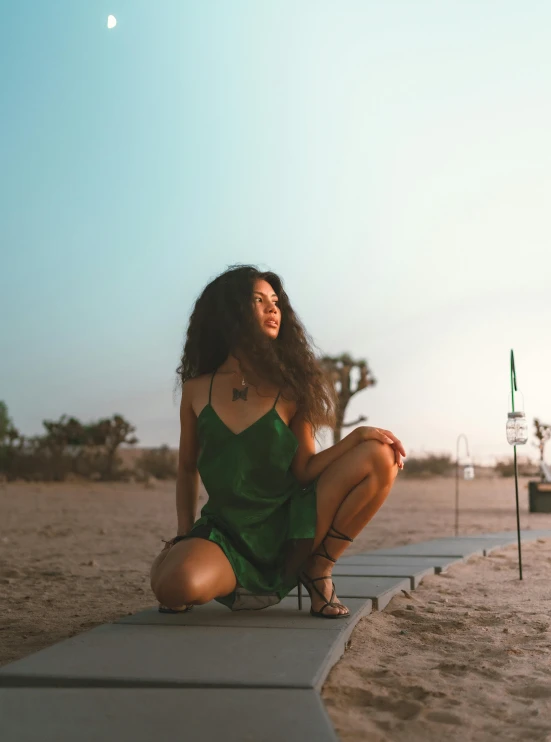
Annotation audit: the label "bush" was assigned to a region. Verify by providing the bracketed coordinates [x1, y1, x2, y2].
[401, 453, 455, 478]
[494, 456, 539, 478]
[134, 445, 177, 480]
[0, 442, 134, 482]
[72, 449, 132, 481]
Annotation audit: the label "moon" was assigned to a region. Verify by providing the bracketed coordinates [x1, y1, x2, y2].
[107, 15, 117, 29]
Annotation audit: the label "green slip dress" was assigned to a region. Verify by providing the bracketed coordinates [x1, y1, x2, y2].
[180, 367, 319, 611]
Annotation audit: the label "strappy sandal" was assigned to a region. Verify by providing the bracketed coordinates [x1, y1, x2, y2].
[297, 522, 353, 619]
[158, 604, 194, 614]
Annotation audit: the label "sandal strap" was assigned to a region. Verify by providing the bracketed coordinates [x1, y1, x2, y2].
[299, 572, 337, 613]
[312, 522, 354, 564]
[328, 524, 354, 543]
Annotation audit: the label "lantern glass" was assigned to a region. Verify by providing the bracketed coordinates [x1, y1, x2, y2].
[506, 411, 528, 445]
[463, 465, 475, 480]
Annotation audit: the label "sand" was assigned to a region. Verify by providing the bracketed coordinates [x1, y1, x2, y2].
[1, 474, 551, 740]
[322, 538, 551, 742]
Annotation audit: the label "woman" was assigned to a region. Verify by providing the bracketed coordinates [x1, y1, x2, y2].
[150, 264, 405, 618]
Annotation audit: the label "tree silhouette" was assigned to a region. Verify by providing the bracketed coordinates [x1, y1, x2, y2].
[319, 353, 376, 444]
[0, 402, 140, 481]
[86, 414, 139, 480]
[0, 401, 20, 478]
[39, 413, 138, 481]
[0, 401, 19, 447]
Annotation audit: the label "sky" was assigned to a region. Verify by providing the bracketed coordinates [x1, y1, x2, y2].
[1, 0, 550, 467]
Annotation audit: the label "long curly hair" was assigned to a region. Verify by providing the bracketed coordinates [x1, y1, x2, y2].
[174, 264, 338, 442]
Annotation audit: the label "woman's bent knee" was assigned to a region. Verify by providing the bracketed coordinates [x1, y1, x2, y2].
[151, 539, 238, 607]
[354, 440, 397, 477]
[374, 440, 398, 474]
[154, 570, 206, 607]
[149, 548, 172, 593]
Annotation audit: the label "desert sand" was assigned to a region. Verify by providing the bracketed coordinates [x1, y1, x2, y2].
[1, 474, 551, 740]
[322, 538, 551, 742]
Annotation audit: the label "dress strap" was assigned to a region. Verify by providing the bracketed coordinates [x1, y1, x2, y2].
[272, 389, 281, 408]
[209, 369, 217, 405]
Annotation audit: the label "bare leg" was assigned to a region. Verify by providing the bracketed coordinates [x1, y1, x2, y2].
[150, 537, 238, 609]
[301, 439, 398, 616]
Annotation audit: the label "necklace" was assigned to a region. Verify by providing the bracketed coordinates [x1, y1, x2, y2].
[232, 370, 249, 402]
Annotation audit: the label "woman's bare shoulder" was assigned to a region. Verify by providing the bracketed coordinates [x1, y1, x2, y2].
[180, 374, 211, 397]
[279, 384, 299, 419]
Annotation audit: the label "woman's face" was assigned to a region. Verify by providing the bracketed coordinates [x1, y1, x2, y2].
[252, 279, 281, 338]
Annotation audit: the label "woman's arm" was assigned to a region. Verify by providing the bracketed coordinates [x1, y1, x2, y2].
[300, 428, 362, 485]
[176, 467, 200, 535]
[175, 380, 201, 534]
[290, 413, 400, 485]
[290, 411, 363, 485]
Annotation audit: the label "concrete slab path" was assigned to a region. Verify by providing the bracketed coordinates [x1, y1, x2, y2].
[117, 595, 371, 630]
[0, 621, 366, 691]
[2, 529, 550, 742]
[0, 687, 339, 742]
[337, 554, 462, 573]
[332, 564, 434, 589]
[289, 575, 410, 609]
[367, 535, 526, 557]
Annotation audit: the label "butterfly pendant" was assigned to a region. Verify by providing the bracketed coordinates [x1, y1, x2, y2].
[232, 386, 249, 401]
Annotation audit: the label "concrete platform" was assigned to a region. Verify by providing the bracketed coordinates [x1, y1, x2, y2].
[337, 554, 462, 573]
[401, 536, 521, 556]
[0, 687, 339, 742]
[365, 539, 487, 558]
[438, 537, 520, 556]
[477, 529, 551, 541]
[0, 618, 368, 692]
[289, 576, 410, 610]
[332, 564, 433, 589]
[359, 534, 540, 558]
[3, 529, 546, 742]
[117, 596, 372, 629]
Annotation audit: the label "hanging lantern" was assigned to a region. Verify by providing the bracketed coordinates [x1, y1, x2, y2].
[463, 457, 475, 480]
[455, 434, 474, 536]
[506, 410, 528, 445]
[507, 388, 527, 445]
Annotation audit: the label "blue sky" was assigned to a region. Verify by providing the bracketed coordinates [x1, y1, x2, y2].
[2, 0, 550, 466]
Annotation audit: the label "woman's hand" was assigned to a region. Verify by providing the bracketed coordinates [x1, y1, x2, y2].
[160, 525, 192, 551]
[354, 426, 406, 470]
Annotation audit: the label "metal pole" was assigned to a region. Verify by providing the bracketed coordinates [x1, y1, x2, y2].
[513, 444, 523, 580]
[511, 349, 523, 580]
[455, 434, 469, 538]
[455, 444, 459, 537]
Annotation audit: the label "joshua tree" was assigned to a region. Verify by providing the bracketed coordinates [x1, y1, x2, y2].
[0, 401, 20, 479]
[0, 404, 140, 481]
[0, 401, 19, 446]
[85, 414, 139, 480]
[41, 413, 138, 480]
[319, 353, 376, 444]
[533, 418, 551, 481]
[0, 401, 10, 441]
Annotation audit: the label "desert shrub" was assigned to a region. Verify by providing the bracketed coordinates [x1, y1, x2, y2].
[0, 406, 138, 482]
[0, 437, 73, 482]
[71, 448, 132, 481]
[401, 453, 455, 478]
[0, 440, 133, 482]
[134, 445, 177, 480]
[494, 456, 539, 478]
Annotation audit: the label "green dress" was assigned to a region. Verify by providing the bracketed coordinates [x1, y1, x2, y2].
[181, 368, 319, 611]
